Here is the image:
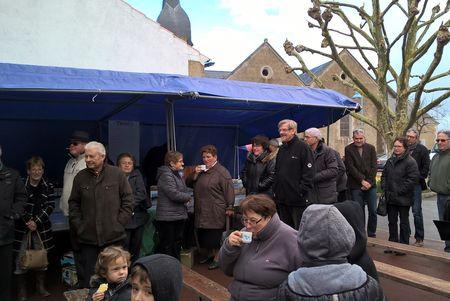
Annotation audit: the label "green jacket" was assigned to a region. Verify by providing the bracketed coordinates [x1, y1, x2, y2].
[429, 148, 450, 195]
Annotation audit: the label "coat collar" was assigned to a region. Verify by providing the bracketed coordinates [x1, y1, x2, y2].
[253, 213, 281, 241]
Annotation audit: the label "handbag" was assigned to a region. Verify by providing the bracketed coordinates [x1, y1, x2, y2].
[376, 194, 387, 216]
[20, 231, 48, 270]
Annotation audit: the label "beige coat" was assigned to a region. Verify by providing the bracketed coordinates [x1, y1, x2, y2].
[187, 162, 235, 229]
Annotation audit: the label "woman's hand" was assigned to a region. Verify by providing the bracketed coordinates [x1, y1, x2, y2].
[194, 165, 203, 174]
[26, 220, 37, 231]
[225, 208, 234, 216]
[92, 290, 105, 301]
[228, 231, 243, 247]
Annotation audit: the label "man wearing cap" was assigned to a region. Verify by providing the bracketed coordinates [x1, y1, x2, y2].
[60, 130, 89, 288]
[0, 145, 26, 301]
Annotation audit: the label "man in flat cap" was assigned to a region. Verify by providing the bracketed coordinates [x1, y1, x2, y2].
[60, 130, 89, 288]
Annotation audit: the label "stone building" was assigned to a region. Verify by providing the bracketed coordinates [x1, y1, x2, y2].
[206, 40, 437, 154]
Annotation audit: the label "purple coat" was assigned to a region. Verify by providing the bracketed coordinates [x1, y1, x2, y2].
[219, 214, 301, 301]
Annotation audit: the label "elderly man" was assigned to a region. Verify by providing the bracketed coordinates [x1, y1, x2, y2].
[0, 145, 26, 301]
[69, 141, 133, 287]
[344, 129, 378, 238]
[304, 128, 338, 204]
[406, 129, 430, 247]
[274, 119, 314, 229]
[428, 130, 450, 253]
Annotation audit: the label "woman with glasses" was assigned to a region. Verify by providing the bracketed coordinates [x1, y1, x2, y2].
[218, 194, 301, 301]
[381, 138, 419, 247]
[14, 156, 55, 300]
[117, 153, 149, 263]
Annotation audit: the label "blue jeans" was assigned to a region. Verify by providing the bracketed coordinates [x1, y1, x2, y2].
[412, 185, 424, 240]
[351, 187, 377, 237]
[437, 194, 450, 252]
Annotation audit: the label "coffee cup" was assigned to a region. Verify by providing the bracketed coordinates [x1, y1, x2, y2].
[200, 164, 207, 171]
[241, 231, 252, 243]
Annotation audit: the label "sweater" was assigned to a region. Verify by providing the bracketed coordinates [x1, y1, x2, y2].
[219, 213, 301, 301]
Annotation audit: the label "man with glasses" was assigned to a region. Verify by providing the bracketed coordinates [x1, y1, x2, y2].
[406, 129, 430, 247]
[60, 130, 89, 288]
[274, 119, 314, 229]
[344, 129, 378, 238]
[428, 130, 450, 252]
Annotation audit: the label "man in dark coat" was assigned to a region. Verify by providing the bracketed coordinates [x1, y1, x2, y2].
[274, 119, 314, 229]
[344, 129, 378, 237]
[69, 141, 133, 288]
[304, 128, 338, 204]
[406, 129, 430, 247]
[0, 145, 26, 301]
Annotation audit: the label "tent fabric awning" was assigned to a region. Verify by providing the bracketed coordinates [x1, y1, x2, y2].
[0, 62, 359, 142]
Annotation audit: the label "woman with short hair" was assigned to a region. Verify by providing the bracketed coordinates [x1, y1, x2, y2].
[381, 137, 420, 246]
[117, 152, 149, 263]
[155, 151, 191, 260]
[240, 135, 276, 197]
[219, 194, 301, 301]
[14, 156, 55, 300]
[187, 145, 235, 270]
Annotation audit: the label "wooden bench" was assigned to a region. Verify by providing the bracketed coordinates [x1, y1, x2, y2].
[368, 237, 450, 263]
[182, 266, 230, 301]
[374, 260, 450, 298]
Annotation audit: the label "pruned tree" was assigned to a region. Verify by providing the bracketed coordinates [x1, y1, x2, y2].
[284, 0, 450, 147]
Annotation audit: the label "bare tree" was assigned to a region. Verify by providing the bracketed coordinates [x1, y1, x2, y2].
[284, 0, 450, 147]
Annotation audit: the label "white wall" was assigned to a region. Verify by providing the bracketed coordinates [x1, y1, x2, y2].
[0, 0, 207, 74]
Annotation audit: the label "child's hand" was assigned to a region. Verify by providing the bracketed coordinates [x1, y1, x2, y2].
[92, 291, 105, 301]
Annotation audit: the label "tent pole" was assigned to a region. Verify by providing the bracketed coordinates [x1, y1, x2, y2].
[165, 98, 176, 151]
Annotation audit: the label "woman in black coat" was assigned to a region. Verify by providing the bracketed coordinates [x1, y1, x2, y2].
[117, 153, 149, 263]
[240, 135, 276, 196]
[381, 137, 420, 245]
[14, 156, 55, 300]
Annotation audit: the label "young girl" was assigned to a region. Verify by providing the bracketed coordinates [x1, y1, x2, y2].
[88, 246, 131, 301]
[130, 254, 182, 301]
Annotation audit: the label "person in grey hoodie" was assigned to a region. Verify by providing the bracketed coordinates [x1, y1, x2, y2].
[277, 204, 384, 301]
[219, 194, 301, 301]
[155, 151, 191, 260]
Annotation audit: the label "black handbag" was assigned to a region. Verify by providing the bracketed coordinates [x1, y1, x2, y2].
[376, 195, 387, 216]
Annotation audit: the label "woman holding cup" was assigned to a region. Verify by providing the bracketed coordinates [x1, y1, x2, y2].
[186, 145, 235, 270]
[218, 194, 301, 301]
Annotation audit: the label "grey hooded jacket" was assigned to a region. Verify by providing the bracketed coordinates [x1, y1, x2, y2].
[277, 205, 384, 301]
[156, 166, 191, 221]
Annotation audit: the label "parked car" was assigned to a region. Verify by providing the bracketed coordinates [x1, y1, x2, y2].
[377, 154, 388, 171]
[429, 143, 438, 161]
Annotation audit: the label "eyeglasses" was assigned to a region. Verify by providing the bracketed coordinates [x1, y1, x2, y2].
[436, 139, 448, 143]
[241, 217, 263, 225]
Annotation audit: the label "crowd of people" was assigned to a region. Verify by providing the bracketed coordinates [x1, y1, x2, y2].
[0, 119, 449, 301]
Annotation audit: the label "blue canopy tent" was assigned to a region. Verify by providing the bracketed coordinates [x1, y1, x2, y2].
[0, 63, 359, 179]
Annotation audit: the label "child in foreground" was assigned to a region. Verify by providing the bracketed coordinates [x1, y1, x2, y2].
[130, 254, 183, 301]
[88, 246, 131, 301]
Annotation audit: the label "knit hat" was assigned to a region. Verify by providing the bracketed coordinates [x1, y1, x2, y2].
[268, 139, 279, 148]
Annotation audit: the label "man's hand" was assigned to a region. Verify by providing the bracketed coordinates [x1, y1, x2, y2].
[225, 209, 234, 216]
[26, 220, 37, 231]
[228, 231, 243, 247]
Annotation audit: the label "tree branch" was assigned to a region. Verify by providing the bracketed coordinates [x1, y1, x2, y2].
[423, 87, 450, 93]
[409, 69, 450, 93]
[413, 90, 450, 124]
[334, 44, 376, 51]
[349, 112, 382, 132]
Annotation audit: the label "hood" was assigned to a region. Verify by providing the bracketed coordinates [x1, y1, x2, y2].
[297, 204, 355, 263]
[156, 165, 174, 181]
[333, 201, 367, 262]
[132, 254, 183, 301]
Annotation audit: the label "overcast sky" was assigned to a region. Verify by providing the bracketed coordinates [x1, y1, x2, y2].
[125, 0, 450, 129]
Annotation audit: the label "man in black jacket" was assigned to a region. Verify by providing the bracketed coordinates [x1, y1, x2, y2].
[0, 145, 26, 301]
[344, 129, 378, 238]
[274, 119, 314, 229]
[406, 129, 430, 247]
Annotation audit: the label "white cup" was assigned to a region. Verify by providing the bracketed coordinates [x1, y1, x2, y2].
[200, 164, 207, 171]
[241, 231, 252, 243]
